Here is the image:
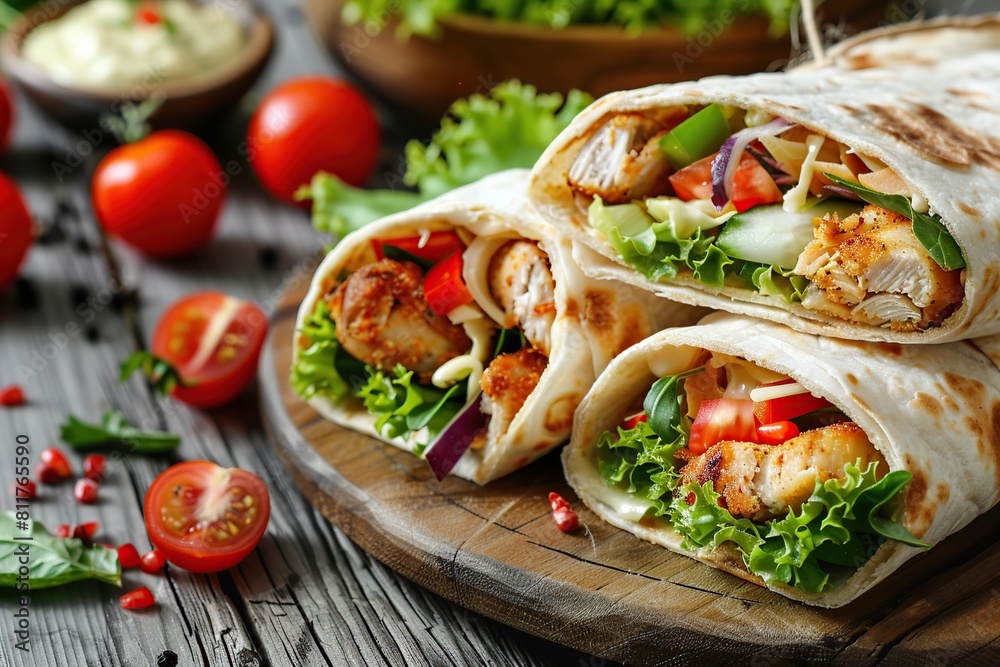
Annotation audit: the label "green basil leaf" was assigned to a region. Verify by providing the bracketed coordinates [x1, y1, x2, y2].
[59, 411, 180, 454]
[824, 174, 965, 270]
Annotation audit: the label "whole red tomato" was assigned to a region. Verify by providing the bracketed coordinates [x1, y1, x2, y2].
[0, 173, 33, 289]
[248, 76, 380, 204]
[92, 130, 224, 257]
[0, 80, 14, 154]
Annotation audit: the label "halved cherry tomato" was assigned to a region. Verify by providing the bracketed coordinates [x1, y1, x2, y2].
[729, 153, 783, 213]
[375, 231, 464, 264]
[753, 380, 832, 424]
[688, 398, 757, 455]
[622, 412, 648, 429]
[144, 461, 271, 573]
[668, 154, 715, 201]
[755, 421, 800, 445]
[423, 251, 473, 317]
[150, 291, 268, 407]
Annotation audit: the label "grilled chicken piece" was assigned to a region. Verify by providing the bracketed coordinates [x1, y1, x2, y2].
[568, 113, 673, 204]
[480, 347, 548, 445]
[327, 259, 471, 378]
[487, 240, 556, 356]
[795, 205, 964, 331]
[679, 422, 885, 519]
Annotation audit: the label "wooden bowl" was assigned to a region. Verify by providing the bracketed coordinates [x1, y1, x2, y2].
[304, 0, 888, 120]
[1, 0, 274, 130]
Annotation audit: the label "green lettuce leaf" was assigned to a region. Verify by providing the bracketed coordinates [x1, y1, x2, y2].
[733, 260, 810, 304]
[290, 300, 367, 401]
[596, 420, 687, 515]
[669, 461, 929, 594]
[824, 173, 966, 271]
[341, 0, 799, 38]
[0, 513, 121, 590]
[298, 80, 593, 239]
[356, 364, 466, 449]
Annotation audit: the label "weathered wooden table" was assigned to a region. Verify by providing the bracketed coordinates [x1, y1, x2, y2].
[0, 1, 592, 664]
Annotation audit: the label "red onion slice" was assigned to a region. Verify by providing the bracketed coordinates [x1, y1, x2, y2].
[822, 183, 864, 201]
[423, 395, 486, 481]
[710, 118, 792, 210]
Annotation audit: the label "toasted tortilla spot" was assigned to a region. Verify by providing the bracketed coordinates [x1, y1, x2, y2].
[915, 105, 1000, 171]
[584, 289, 615, 332]
[903, 467, 934, 539]
[959, 202, 980, 218]
[846, 374, 858, 385]
[881, 343, 903, 357]
[911, 392, 942, 418]
[563, 297, 579, 318]
[944, 372, 987, 402]
[866, 104, 969, 166]
[935, 482, 950, 504]
[544, 394, 579, 433]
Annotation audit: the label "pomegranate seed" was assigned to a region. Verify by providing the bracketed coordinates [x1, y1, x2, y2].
[74, 478, 99, 504]
[0, 385, 25, 406]
[39, 448, 72, 482]
[548, 492, 579, 532]
[117, 543, 142, 569]
[72, 521, 99, 542]
[120, 586, 156, 610]
[55, 524, 71, 538]
[140, 550, 166, 574]
[12, 479, 35, 499]
[83, 454, 107, 481]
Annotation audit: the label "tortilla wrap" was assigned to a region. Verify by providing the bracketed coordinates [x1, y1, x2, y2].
[528, 52, 1000, 343]
[294, 170, 703, 484]
[563, 312, 1000, 607]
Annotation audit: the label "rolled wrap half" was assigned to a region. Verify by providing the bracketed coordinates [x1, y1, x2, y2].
[564, 313, 1000, 607]
[529, 53, 1000, 343]
[292, 170, 703, 484]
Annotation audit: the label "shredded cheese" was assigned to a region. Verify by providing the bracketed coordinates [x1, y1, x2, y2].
[782, 134, 825, 212]
[431, 317, 494, 401]
[749, 382, 810, 403]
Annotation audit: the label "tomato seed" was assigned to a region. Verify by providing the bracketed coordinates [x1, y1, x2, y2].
[117, 543, 142, 569]
[140, 550, 166, 574]
[120, 586, 156, 610]
[74, 478, 100, 504]
[83, 454, 107, 481]
[0, 385, 25, 406]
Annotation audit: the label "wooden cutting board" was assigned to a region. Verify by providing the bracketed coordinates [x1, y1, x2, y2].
[259, 282, 1000, 666]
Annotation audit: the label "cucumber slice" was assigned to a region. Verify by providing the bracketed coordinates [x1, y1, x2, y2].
[716, 200, 862, 269]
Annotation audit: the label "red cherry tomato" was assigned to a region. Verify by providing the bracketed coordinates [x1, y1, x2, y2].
[729, 153, 783, 213]
[248, 76, 380, 204]
[753, 381, 832, 424]
[150, 291, 268, 407]
[756, 421, 800, 445]
[74, 478, 100, 505]
[622, 411, 648, 430]
[120, 586, 156, 610]
[0, 174, 33, 290]
[140, 549, 166, 574]
[668, 154, 715, 201]
[83, 454, 107, 481]
[38, 447, 72, 483]
[117, 543, 142, 569]
[0, 80, 13, 154]
[375, 232, 465, 264]
[0, 384, 25, 406]
[423, 251, 473, 317]
[688, 398, 758, 455]
[144, 461, 270, 573]
[92, 130, 224, 257]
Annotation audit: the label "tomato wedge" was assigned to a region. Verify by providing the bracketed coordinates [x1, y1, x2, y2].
[688, 398, 757, 455]
[150, 291, 268, 407]
[755, 421, 800, 445]
[144, 461, 270, 573]
[668, 154, 715, 201]
[423, 251, 473, 317]
[375, 231, 464, 264]
[622, 411, 648, 430]
[753, 381, 832, 424]
[729, 154, 783, 213]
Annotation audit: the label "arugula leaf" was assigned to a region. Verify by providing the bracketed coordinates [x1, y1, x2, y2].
[824, 174, 966, 271]
[494, 328, 527, 357]
[120, 351, 193, 395]
[0, 513, 121, 590]
[300, 80, 593, 239]
[643, 367, 703, 440]
[341, 0, 798, 38]
[60, 411, 180, 454]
